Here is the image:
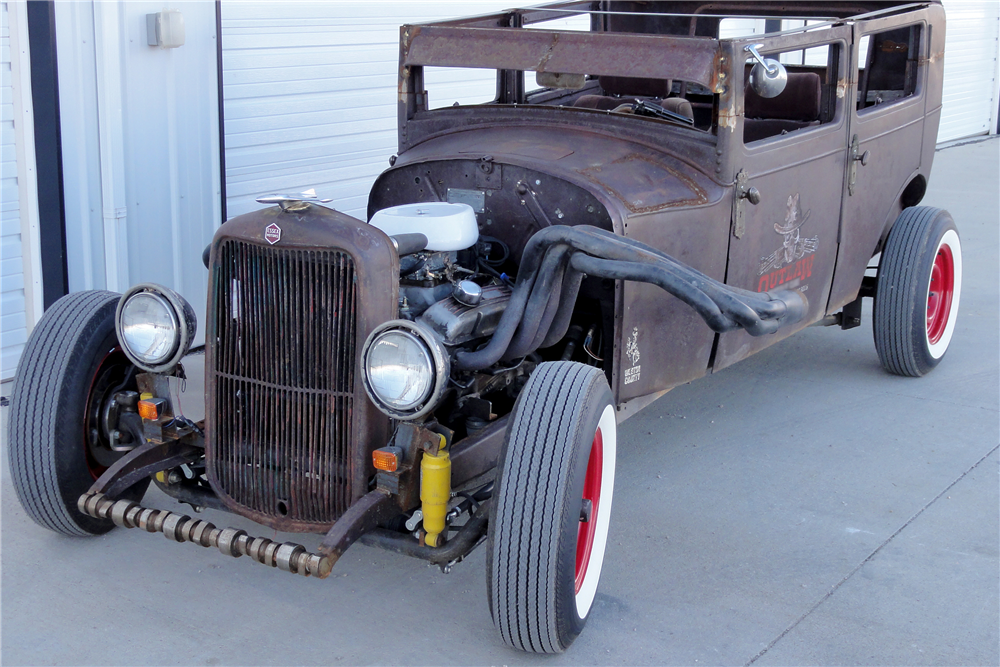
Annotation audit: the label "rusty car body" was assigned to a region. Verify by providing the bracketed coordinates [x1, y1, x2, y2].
[8, 0, 960, 653]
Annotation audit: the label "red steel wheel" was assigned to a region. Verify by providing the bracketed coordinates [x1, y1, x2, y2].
[572, 405, 616, 619]
[575, 428, 603, 594]
[924, 232, 960, 354]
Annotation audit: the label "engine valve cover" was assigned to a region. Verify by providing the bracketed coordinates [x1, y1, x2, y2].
[418, 284, 511, 346]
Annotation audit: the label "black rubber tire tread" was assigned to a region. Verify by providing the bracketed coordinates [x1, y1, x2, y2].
[7, 290, 131, 536]
[487, 361, 611, 653]
[873, 206, 957, 377]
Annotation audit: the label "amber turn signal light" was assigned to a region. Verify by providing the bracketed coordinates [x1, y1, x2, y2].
[373, 446, 404, 472]
[138, 398, 167, 421]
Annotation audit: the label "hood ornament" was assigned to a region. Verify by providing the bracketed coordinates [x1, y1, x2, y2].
[256, 188, 332, 212]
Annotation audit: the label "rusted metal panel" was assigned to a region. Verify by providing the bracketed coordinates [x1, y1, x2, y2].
[616, 197, 732, 401]
[402, 24, 722, 89]
[829, 106, 925, 311]
[578, 153, 711, 214]
[205, 204, 398, 533]
[376, 124, 716, 222]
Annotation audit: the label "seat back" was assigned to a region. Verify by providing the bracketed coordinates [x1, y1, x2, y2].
[598, 76, 672, 98]
[744, 72, 822, 121]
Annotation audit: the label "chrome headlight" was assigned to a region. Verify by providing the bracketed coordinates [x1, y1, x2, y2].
[361, 320, 449, 420]
[116, 283, 197, 373]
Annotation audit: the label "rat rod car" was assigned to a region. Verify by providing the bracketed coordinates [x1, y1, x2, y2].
[9, 0, 959, 654]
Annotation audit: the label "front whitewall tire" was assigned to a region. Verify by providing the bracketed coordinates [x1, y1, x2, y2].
[487, 361, 617, 653]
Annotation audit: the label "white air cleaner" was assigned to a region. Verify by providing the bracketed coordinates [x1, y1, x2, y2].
[369, 202, 479, 251]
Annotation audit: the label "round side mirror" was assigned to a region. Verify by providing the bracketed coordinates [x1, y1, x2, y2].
[749, 58, 788, 98]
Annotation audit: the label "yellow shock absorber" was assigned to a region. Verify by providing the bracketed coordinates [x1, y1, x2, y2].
[420, 434, 451, 547]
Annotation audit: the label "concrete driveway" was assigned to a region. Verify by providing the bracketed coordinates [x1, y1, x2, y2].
[1, 137, 997, 666]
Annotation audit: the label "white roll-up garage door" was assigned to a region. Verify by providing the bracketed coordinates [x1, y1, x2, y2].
[220, 2, 592, 221]
[0, 1, 25, 380]
[939, 0, 1000, 142]
[2, 0, 41, 381]
[220, 1, 522, 222]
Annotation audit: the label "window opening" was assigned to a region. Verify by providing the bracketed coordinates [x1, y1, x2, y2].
[857, 25, 921, 111]
[423, 67, 498, 110]
[743, 42, 840, 144]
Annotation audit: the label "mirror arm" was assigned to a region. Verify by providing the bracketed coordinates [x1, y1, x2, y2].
[744, 44, 777, 75]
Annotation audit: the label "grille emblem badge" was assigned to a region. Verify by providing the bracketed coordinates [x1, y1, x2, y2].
[264, 223, 282, 245]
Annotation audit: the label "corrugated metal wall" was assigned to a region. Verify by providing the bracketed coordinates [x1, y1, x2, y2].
[221, 1, 522, 221]
[939, 0, 1000, 142]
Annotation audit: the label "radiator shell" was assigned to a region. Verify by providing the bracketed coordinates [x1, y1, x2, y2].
[205, 204, 398, 533]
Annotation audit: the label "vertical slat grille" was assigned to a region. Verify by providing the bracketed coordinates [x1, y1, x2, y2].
[209, 239, 357, 525]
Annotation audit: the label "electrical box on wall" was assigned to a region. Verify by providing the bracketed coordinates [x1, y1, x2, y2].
[146, 10, 185, 48]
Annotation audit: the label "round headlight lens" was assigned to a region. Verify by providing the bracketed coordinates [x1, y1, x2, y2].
[365, 329, 434, 411]
[119, 292, 180, 366]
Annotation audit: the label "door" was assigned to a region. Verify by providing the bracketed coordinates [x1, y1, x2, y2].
[714, 28, 851, 372]
[829, 7, 941, 312]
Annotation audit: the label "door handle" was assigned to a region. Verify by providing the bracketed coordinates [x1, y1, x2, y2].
[849, 134, 870, 195]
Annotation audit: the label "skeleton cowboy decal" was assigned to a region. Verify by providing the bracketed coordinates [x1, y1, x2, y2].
[759, 193, 819, 276]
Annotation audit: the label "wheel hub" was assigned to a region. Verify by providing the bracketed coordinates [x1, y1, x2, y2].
[926, 243, 955, 345]
[85, 348, 139, 477]
[575, 427, 603, 594]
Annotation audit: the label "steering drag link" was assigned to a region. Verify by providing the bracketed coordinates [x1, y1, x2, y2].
[78, 492, 332, 578]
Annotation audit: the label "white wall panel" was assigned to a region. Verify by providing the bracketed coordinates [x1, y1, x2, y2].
[1, 0, 24, 378]
[1, 0, 40, 380]
[939, 0, 1000, 142]
[54, 1, 105, 293]
[56, 1, 221, 336]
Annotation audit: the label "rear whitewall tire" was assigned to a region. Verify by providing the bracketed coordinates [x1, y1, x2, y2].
[873, 207, 962, 377]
